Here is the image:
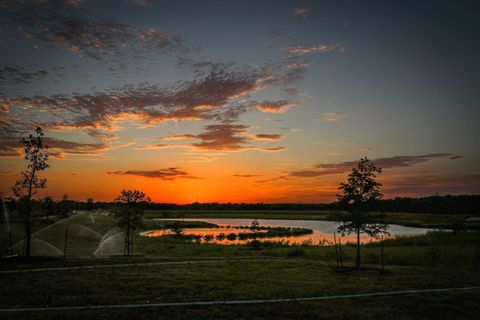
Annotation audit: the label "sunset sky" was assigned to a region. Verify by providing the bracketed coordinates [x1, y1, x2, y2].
[1, 0, 479, 203]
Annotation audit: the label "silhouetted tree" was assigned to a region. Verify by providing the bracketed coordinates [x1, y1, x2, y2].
[58, 194, 71, 218]
[86, 198, 94, 211]
[13, 127, 49, 258]
[114, 189, 149, 256]
[249, 219, 261, 249]
[169, 221, 184, 237]
[250, 219, 260, 240]
[42, 196, 55, 221]
[337, 157, 388, 269]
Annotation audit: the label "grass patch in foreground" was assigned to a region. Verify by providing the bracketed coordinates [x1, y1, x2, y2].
[0, 259, 479, 319]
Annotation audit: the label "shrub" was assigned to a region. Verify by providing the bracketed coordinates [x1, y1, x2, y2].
[226, 233, 237, 241]
[287, 247, 305, 257]
[247, 239, 262, 250]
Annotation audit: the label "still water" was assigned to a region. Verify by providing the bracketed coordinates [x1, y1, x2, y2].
[143, 218, 433, 245]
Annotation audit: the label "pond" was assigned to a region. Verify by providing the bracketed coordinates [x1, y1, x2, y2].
[142, 218, 434, 246]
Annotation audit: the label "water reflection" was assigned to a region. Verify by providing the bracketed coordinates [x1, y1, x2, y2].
[142, 218, 432, 246]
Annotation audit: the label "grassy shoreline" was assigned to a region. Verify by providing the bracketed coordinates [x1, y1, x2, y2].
[144, 209, 474, 230]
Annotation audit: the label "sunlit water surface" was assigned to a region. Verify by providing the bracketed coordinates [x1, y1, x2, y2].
[142, 218, 433, 245]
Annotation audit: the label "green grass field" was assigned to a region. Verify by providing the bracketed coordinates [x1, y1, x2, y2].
[1, 210, 479, 319]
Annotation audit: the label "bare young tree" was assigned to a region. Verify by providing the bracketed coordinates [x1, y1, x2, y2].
[58, 193, 71, 218]
[114, 189, 149, 256]
[169, 221, 184, 238]
[13, 127, 49, 258]
[337, 157, 388, 270]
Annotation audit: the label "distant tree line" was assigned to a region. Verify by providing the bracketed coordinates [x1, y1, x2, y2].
[2, 194, 479, 219]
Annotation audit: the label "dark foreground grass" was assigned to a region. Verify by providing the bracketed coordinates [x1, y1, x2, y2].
[4, 291, 480, 320]
[1, 212, 479, 319]
[0, 259, 479, 319]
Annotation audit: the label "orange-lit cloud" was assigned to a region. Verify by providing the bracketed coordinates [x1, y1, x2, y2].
[254, 100, 294, 113]
[160, 134, 197, 141]
[107, 168, 200, 180]
[233, 174, 261, 178]
[252, 134, 282, 141]
[136, 144, 170, 150]
[192, 124, 250, 151]
[0, 63, 265, 133]
[261, 146, 286, 152]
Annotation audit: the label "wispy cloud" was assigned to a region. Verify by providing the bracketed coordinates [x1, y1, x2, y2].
[287, 44, 344, 56]
[261, 146, 286, 152]
[192, 124, 250, 151]
[139, 126, 285, 153]
[129, 0, 152, 7]
[323, 112, 344, 122]
[84, 128, 117, 142]
[252, 134, 282, 141]
[107, 167, 200, 180]
[160, 134, 197, 141]
[3, 2, 182, 61]
[383, 172, 480, 196]
[258, 153, 464, 182]
[292, 8, 310, 19]
[0, 64, 48, 84]
[136, 144, 170, 150]
[0, 134, 108, 158]
[0, 63, 263, 132]
[233, 174, 261, 178]
[254, 100, 294, 113]
[65, 0, 85, 7]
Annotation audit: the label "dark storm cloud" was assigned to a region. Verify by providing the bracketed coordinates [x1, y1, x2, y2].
[107, 167, 200, 180]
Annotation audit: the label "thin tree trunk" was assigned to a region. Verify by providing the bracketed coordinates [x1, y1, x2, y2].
[356, 228, 360, 270]
[130, 228, 134, 256]
[333, 232, 339, 269]
[381, 235, 384, 273]
[63, 226, 69, 259]
[9, 229, 13, 256]
[25, 206, 31, 258]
